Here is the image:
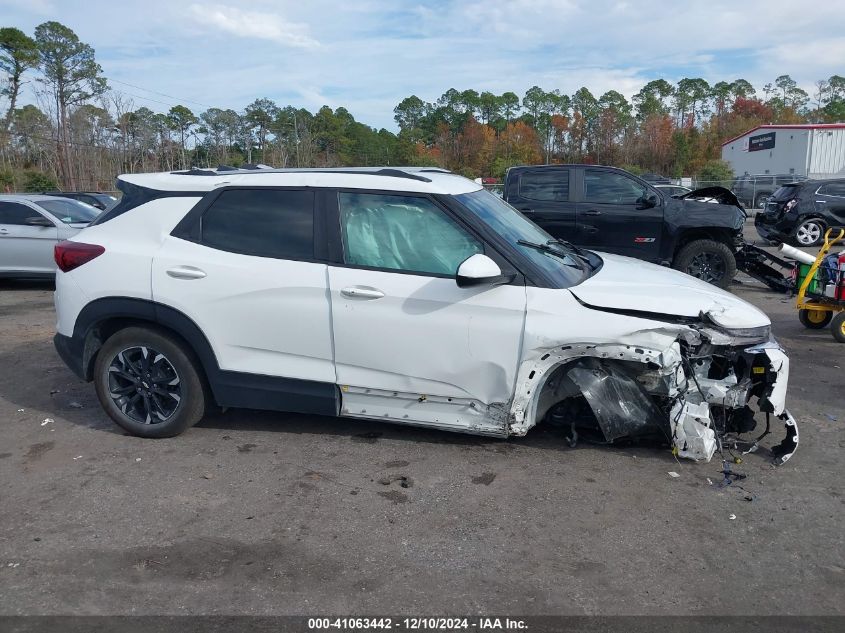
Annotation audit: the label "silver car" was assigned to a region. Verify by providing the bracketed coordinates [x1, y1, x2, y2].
[0, 194, 100, 278]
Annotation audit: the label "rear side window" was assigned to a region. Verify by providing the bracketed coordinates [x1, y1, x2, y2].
[818, 182, 845, 198]
[519, 170, 569, 201]
[201, 189, 315, 260]
[0, 202, 41, 225]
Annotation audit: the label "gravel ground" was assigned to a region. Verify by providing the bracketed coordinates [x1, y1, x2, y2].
[0, 228, 843, 616]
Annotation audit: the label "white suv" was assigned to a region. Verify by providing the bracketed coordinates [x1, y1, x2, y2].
[53, 167, 798, 464]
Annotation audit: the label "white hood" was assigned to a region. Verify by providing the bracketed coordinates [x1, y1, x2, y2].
[570, 253, 770, 329]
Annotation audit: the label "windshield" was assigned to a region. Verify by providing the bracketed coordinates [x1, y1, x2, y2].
[36, 199, 100, 224]
[455, 189, 597, 288]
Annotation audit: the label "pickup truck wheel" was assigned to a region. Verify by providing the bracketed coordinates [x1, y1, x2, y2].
[792, 219, 825, 247]
[94, 326, 207, 438]
[672, 239, 737, 288]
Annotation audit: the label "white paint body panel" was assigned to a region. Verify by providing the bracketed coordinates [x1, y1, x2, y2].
[152, 238, 334, 382]
[329, 266, 526, 405]
[54, 198, 203, 336]
[570, 253, 771, 328]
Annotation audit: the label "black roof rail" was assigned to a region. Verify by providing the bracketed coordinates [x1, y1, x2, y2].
[167, 167, 433, 183]
[172, 168, 219, 176]
[216, 165, 239, 172]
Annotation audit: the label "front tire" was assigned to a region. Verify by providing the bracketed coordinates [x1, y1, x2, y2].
[792, 219, 825, 247]
[94, 326, 207, 438]
[673, 239, 737, 288]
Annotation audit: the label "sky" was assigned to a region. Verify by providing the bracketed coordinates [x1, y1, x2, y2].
[2, 0, 844, 130]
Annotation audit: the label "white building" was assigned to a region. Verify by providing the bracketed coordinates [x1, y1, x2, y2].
[721, 124, 845, 179]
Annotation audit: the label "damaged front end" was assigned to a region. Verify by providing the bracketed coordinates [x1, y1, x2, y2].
[509, 321, 799, 465]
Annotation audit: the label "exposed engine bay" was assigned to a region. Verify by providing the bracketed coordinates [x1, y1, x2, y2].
[509, 317, 799, 465]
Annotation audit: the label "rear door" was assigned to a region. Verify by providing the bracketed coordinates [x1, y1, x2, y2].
[576, 168, 664, 261]
[505, 168, 576, 240]
[0, 201, 58, 274]
[816, 182, 845, 228]
[152, 188, 336, 410]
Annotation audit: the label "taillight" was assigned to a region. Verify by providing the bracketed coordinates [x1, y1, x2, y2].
[54, 241, 105, 272]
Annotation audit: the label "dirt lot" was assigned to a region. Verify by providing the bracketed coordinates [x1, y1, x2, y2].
[0, 231, 843, 617]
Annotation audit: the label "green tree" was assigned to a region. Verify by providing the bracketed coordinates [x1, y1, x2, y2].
[0, 27, 40, 135]
[393, 95, 426, 142]
[675, 78, 710, 126]
[167, 105, 198, 169]
[23, 170, 57, 192]
[244, 97, 279, 161]
[697, 159, 733, 186]
[34, 21, 107, 188]
[633, 79, 674, 120]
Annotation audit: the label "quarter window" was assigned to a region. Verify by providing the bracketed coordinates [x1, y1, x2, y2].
[584, 170, 648, 205]
[519, 170, 570, 201]
[200, 189, 314, 260]
[818, 183, 845, 198]
[338, 193, 482, 276]
[0, 202, 42, 226]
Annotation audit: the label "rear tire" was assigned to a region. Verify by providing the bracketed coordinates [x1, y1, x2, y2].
[672, 239, 737, 289]
[831, 312, 845, 343]
[792, 218, 825, 247]
[94, 326, 207, 438]
[798, 308, 832, 329]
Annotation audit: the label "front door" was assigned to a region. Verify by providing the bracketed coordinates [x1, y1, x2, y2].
[0, 201, 58, 275]
[576, 168, 664, 261]
[328, 191, 526, 433]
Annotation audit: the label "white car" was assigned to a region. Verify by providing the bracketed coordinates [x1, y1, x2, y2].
[0, 195, 100, 278]
[52, 167, 798, 464]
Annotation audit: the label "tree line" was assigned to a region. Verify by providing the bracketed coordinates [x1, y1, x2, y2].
[1, 21, 843, 192]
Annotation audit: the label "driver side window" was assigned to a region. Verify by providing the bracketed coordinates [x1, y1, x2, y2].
[339, 192, 483, 276]
[584, 170, 648, 205]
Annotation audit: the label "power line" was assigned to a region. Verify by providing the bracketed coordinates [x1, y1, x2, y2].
[108, 78, 213, 109]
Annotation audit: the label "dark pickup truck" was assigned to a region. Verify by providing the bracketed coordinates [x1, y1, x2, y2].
[503, 164, 758, 288]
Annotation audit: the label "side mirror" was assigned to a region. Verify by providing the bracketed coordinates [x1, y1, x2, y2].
[456, 254, 507, 288]
[637, 193, 659, 209]
[26, 216, 54, 227]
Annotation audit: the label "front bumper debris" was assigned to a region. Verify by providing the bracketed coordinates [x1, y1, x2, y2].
[513, 326, 798, 466]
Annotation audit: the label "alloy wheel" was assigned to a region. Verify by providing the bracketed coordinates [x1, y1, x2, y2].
[795, 221, 822, 246]
[107, 346, 181, 424]
[687, 252, 726, 284]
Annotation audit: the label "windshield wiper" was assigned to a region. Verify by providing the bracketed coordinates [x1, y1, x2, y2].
[516, 239, 583, 269]
[546, 238, 592, 263]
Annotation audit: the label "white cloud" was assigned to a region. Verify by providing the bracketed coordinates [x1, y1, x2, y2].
[4, 0, 844, 129]
[187, 4, 319, 48]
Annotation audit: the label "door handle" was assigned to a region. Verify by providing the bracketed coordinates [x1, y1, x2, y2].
[166, 266, 207, 280]
[583, 226, 599, 234]
[0, 229, 9, 235]
[584, 209, 602, 216]
[341, 286, 384, 300]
